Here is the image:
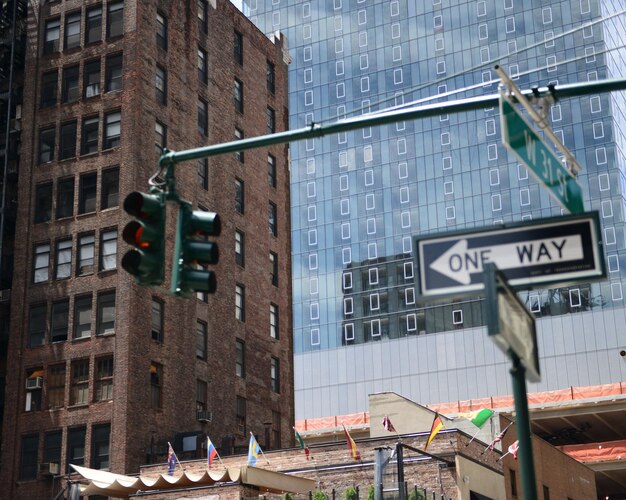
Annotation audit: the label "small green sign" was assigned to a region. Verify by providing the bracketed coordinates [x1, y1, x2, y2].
[500, 96, 584, 214]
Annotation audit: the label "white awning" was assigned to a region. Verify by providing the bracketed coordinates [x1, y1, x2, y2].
[70, 464, 317, 498]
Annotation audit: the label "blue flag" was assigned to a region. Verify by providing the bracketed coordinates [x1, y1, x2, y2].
[167, 443, 177, 475]
[248, 434, 261, 466]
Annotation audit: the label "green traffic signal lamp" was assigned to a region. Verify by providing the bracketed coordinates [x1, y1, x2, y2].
[171, 203, 221, 296]
[121, 191, 166, 286]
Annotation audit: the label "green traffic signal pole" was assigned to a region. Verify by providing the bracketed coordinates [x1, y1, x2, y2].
[159, 77, 626, 166]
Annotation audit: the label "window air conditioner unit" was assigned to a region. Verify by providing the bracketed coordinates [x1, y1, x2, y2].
[26, 377, 43, 390]
[39, 462, 60, 476]
[197, 410, 212, 422]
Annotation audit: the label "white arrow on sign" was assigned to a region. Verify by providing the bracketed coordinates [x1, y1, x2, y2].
[430, 235, 584, 285]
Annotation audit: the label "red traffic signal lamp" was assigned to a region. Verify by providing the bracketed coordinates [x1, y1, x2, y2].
[171, 203, 221, 296]
[121, 191, 166, 286]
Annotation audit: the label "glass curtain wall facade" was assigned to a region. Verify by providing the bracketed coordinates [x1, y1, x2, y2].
[245, 0, 626, 418]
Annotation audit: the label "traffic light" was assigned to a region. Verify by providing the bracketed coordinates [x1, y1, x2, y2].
[121, 190, 166, 286]
[171, 203, 221, 296]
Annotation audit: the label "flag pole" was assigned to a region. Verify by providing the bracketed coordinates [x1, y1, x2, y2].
[464, 427, 482, 447]
[207, 437, 225, 468]
[250, 432, 270, 464]
[481, 422, 513, 455]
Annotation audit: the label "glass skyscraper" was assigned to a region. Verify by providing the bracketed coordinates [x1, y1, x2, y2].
[245, 0, 626, 418]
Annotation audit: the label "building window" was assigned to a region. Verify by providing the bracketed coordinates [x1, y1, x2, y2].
[269, 202, 277, 236]
[29, 305, 47, 347]
[74, 294, 92, 339]
[62, 65, 79, 102]
[77, 233, 95, 275]
[19, 434, 39, 480]
[70, 359, 89, 405]
[156, 12, 167, 50]
[235, 128, 244, 162]
[47, 364, 66, 408]
[33, 243, 50, 283]
[84, 59, 101, 98]
[50, 300, 69, 342]
[234, 31, 243, 64]
[105, 53, 123, 92]
[107, 2, 124, 39]
[86, 7, 102, 44]
[197, 0, 208, 33]
[272, 411, 281, 449]
[150, 362, 162, 408]
[96, 291, 116, 335]
[270, 303, 279, 339]
[155, 121, 167, 155]
[267, 61, 275, 93]
[95, 356, 114, 401]
[67, 427, 86, 471]
[196, 379, 207, 411]
[35, 183, 53, 223]
[542, 485, 550, 500]
[155, 65, 167, 104]
[101, 167, 119, 209]
[103, 111, 121, 149]
[271, 357, 280, 393]
[197, 98, 208, 136]
[270, 251, 278, 287]
[196, 320, 207, 360]
[236, 396, 246, 434]
[56, 178, 74, 219]
[235, 284, 245, 321]
[25, 368, 43, 409]
[197, 159, 208, 190]
[234, 79, 244, 113]
[59, 121, 77, 160]
[43, 431, 62, 466]
[198, 47, 207, 83]
[236, 339, 245, 377]
[41, 71, 58, 107]
[268, 154, 276, 188]
[81, 116, 99, 155]
[99, 229, 117, 271]
[267, 107, 276, 133]
[55, 238, 72, 278]
[39, 127, 55, 163]
[65, 12, 81, 49]
[92, 424, 111, 469]
[44, 18, 61, 54]
[151, 299, 163, 342]
[235, 178, 244, 214]
[235, 230, 244, 267]
[79, 172, 97, 213]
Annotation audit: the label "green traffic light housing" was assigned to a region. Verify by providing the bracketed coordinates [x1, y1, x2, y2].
[121, 191, 166, 286]
[171, 203, 221, 296]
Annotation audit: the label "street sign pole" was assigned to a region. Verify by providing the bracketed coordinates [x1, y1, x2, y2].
[484, 263, 538, 500]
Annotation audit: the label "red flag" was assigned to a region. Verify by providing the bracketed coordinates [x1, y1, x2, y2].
[508, 440, 519, 460]
[382, 415, 396, 433]
[343, 425, 361, 461]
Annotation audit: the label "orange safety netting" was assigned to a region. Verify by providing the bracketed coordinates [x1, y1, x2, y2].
[294, 382, 625, 432]
[559, 439, 626, 463]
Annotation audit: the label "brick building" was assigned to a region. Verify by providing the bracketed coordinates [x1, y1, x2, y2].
[0, 1, 293, 498]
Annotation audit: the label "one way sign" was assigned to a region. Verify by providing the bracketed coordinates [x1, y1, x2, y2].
[416, 212, 605, 297]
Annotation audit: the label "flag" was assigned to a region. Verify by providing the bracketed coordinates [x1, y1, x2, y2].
[508, 440, 519, 460]
[458, 408, 494, 429]
[294, 428, 310, 460]
[425, 412, 444, 450]
[343, 425, 361, 461]
[207, 436, 218, 468]
[248, 434, 261, 466]
[167, 443, 177, 476]
[382, 415, 396, 433]
[488, 422, 513, 451]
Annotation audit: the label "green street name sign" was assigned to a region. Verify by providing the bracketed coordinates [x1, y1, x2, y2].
[500, 95, 584, 214]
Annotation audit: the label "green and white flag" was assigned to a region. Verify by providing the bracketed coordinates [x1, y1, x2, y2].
[459, 408, 494, 429]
